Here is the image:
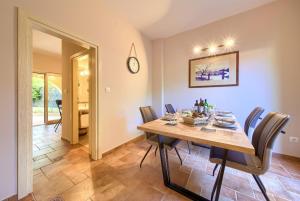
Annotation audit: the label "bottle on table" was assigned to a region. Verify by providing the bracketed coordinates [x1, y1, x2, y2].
[194, 100, 199, 113]
[204, 99, 209, 114]
[199, 98, 204, 113]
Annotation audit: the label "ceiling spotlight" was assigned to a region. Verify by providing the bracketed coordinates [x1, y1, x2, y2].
[208, 44, 218, 54]
[193, 46, 201, 54]
[224, 38, 235, 48]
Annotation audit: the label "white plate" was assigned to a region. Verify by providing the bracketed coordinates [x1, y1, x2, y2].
[213, 121, 237, 129]
[214, 116, 236, 123]
[216, 113, 233, 117]
[216, 110, 232, 114]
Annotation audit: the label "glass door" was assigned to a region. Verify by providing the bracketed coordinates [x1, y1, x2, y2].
[32, 73, 62, 125]
[46, 73, 62, 124]
[32, 73, 45, 126]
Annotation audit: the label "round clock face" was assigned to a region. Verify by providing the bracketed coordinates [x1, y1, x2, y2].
[127, 57, 140, 74]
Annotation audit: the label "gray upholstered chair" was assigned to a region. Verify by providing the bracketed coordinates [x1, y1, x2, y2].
[165, 104, 176, 114]
[212, 107, 265, 176]
[165, 104, 191, 154]
[210, 112, 290, 201]
[139, 106, 183, 168]
[244, 107, 265, 135]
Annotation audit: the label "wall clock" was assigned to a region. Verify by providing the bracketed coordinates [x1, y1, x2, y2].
[127, 43, 140, 74]
[127, 56, 140, 74]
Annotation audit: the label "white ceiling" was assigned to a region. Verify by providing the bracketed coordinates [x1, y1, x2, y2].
[102, 0, 276, 39]
[32, 30, 62, 56]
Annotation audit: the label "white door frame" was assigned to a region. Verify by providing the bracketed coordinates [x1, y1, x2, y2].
[17, 8, 101, 199]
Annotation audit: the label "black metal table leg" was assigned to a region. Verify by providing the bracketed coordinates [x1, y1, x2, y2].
[212, 164, 219, 176]
[157, 136, 209, 201]
[211, 169, 221, 201]
[158, 137, 171, 185]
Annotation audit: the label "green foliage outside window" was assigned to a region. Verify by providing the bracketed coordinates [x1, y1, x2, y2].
[32, 76, 44, 104]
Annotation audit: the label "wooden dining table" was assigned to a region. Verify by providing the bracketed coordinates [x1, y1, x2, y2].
[137, 117, 255, 201]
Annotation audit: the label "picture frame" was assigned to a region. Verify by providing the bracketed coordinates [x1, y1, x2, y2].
[189, 51, 239, 88]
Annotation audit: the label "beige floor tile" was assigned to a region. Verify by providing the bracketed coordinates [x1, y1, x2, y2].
[236, 192, 258, 201]
[33, 154, 48, 161]
[61, 178, 95, 201]
[161, 191, 191, 201]
[33, 157, 52, 170]
[222, 172, 254, 198]
[34, 172, 74, 201]
[124, 182, 164, 201]
[253, 189, 276, 201]
[70, 172, 88, 184]
[90, 175, 126, 201]
[277, 175, 300, 195]
[41, 159, 72, 177]
[47, 149, 70, 161]
[33, 147, 55, 158]
[33, 169, 42, 176]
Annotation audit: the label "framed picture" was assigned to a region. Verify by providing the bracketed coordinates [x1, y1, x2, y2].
[189, 51, 239, 88]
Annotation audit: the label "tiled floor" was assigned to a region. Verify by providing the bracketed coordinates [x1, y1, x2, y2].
[32, 127, 300, 201]
[79, 133, 89, 150]
[32, 125, 89, 172]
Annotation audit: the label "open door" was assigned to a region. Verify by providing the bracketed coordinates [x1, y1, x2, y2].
[71, 50, 91, 147]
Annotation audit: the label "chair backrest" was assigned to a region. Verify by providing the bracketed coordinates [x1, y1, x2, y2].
[251, 112, 290, 173]
[165, 104, 176, 114]
[56, 99, 62, 116]
[139, 106, 158, 139]
[244, 107, 265, 135]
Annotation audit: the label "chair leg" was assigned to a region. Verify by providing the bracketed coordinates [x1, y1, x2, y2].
[212, 164, 219, 176]
[252, 174, 266, 192]
[253, 174, 270, 201]
[54, 121, 59, 132]
[186, 141, 191, 154]
[139, 145, 152, 168]
[154, 146, 158, 156]
[54, 121, 59, 129]
[174, 147, 183, 165]
[55, 118, 62, 132]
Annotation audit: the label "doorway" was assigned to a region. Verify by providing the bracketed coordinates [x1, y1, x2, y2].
[32, 72, 62, 126]
[18, 9, 100, 199]
[71, 51, 91, 151]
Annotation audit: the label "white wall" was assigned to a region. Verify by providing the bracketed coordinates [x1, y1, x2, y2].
[153, 0, 300, 157]
[152, 39, 164, 116]
[0, 0, 152, 199]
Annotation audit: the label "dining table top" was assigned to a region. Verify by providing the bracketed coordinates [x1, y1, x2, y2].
[137, 117, 255, 155]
